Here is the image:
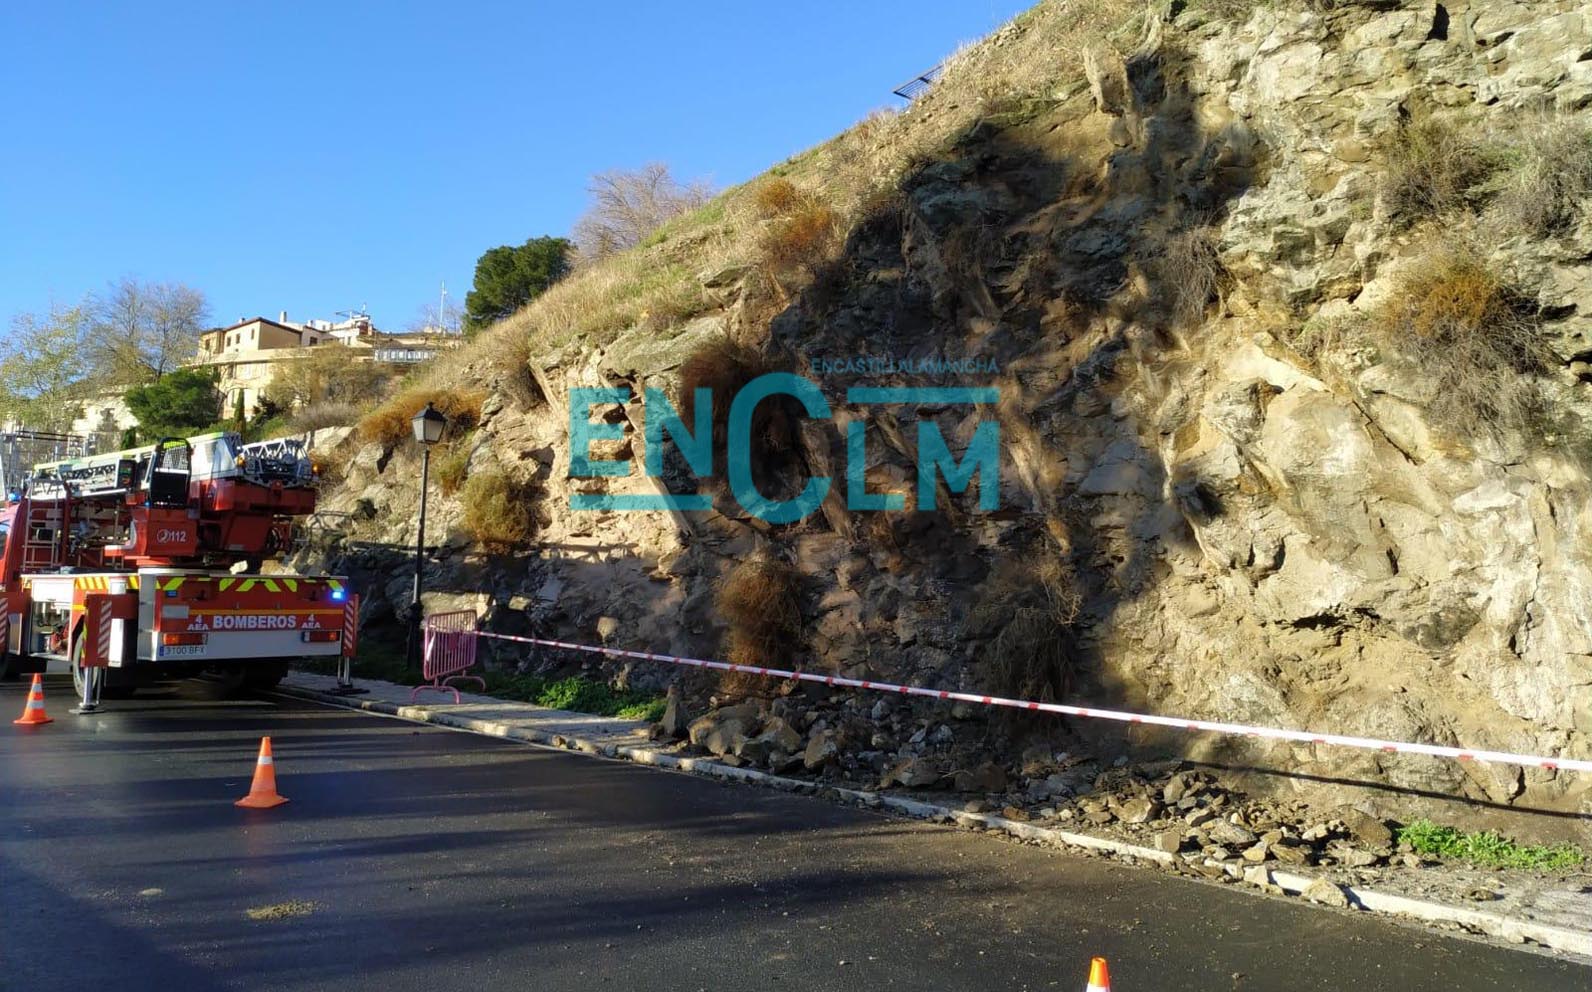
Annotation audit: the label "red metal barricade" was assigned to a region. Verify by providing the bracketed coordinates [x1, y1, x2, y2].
[414, 610, 484, 703]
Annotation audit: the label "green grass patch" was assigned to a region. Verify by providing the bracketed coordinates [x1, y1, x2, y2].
[296, 641, 664, 722]
[1396, 819, 1587, 871]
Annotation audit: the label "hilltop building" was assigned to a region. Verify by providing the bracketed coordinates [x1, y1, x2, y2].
[189, 310, 458, 419]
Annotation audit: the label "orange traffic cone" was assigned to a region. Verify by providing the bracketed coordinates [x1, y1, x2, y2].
[1085, 957, 1111, 992]
[13, 674, 53, 726]
[235, 736, 289, 808]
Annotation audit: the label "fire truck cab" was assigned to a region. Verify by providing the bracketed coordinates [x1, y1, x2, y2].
[0, 429, 356, 711]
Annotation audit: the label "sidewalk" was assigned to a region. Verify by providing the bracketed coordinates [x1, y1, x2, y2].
[280, 671, 653, 751]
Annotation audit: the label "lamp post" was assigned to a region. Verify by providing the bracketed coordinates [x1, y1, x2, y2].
[407, 402, 447, 672]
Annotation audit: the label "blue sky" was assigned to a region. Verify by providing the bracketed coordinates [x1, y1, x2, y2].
[0, 1, 1029, 333]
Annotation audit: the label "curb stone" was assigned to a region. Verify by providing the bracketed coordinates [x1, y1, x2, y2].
[271, 681, 1592, 961]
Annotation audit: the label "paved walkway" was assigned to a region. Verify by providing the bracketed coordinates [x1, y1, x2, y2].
[281, 671, 653, 749]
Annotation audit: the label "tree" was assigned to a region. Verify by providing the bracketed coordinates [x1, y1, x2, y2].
[463, 236, 572, 334]
[0, 305, 91, 431]
[124, 367, 221, 440]
[571, 163, 713, 261]
[88, 278, 210, 386]
[408, 296, 465, 336]
[264, 346, 391, 410]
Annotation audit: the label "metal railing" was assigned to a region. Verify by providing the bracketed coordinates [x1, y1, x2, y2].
[414, 610, 484, 703]
[892, 63, 943, 101]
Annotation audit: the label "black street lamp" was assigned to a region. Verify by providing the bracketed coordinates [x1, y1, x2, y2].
[407, 402, 447, 671]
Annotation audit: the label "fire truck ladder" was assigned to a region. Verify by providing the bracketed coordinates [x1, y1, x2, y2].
[0, 430, 92, 497]
[17, 491, 70, 570]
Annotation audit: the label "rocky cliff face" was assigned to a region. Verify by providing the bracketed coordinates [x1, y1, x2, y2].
[305, 1, 1592, 830]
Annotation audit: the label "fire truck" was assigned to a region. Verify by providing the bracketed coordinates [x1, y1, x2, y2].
[0, 429, 356, 712]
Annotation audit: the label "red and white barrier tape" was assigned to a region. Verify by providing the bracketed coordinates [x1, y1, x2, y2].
[463, 628, 1592, 774]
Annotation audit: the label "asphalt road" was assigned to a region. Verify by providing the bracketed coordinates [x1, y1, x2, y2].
[1, 678, 1585, 992]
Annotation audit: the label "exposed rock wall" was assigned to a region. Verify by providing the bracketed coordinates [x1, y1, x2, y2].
[307, 1, 1592, 829]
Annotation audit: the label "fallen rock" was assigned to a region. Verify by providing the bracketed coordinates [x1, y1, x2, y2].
[1302, 878, 1352, 909]
[736, 735, 775, 765]
[1114, 796, 1162, 824]
[1332, 845, 1385, 869]
[953, 761, 1009, 794]
[803, 731, 840, 770]
[1241, 841, 1272, 863]
[1270, 840, 1315, 866]
[688, 702, 761, 755]
[1301, 823, 1332, 843]
[1208, 820, 1258, 847]
[1152, 830, 1184, 855]
[756, 716, 804, 753]
[883, 756, 942, 789]
[768, 750, 803, 774]
[1335, 808, 1393, 848]
[658, 685, 689, 739]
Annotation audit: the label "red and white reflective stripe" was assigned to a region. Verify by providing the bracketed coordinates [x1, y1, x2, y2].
[97, 610, 112, 661]
[257, 756, 274, 766]
[454, 627, 1592, 775]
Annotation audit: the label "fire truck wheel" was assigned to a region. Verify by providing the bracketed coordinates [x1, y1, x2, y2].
[243, 661, 290, 690]
[70, 640, 137, 699]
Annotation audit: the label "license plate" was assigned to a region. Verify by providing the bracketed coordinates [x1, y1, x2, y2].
[158, 644, 206, 658]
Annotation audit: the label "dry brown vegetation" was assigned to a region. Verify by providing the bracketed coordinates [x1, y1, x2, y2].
[752, 177, 804, 217]
[676, 336, 798, 478]
[1378, 112, 1592, 237]
[384, 0, 1147, 403]
[1370, 250, 1549, 438]
[973, 553, 1083, 705]
[678, 336, 777, 428]
[572, 163, 714, 262]
[1147, 223, 1224, 326]
[358, 387, 486, 448]
[287, 401, 361, 433]
[716, 556, 803, 697]
[460, 468, 541, 551]
[1379, 115, 1505, 223]
[433, 438, 473, 496]
[1488, 116, 1592, 237]
[758, 200, 841, 275]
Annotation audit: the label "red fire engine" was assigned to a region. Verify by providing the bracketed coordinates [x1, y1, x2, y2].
[0, 430, 356, 712]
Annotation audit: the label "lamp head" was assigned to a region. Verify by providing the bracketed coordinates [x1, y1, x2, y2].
[412, 402, 447, 446]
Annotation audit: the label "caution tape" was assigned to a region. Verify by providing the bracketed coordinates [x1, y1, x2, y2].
[461, 629, 1592, 775]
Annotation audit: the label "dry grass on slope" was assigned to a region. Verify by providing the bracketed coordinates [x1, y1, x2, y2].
[716, 556, 803, 697]
[357, 387, 486, 448]
[405, 0, 1147, 397]
[1369, 249, 1551, 440]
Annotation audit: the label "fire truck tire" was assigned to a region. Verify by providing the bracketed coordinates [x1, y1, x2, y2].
[70, 640, 138, 703]
[243, 661, 290, 690]
[69, 640, 137, 700]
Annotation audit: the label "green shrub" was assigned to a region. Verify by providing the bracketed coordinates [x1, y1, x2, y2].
[1397, 819, 1586, 871]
